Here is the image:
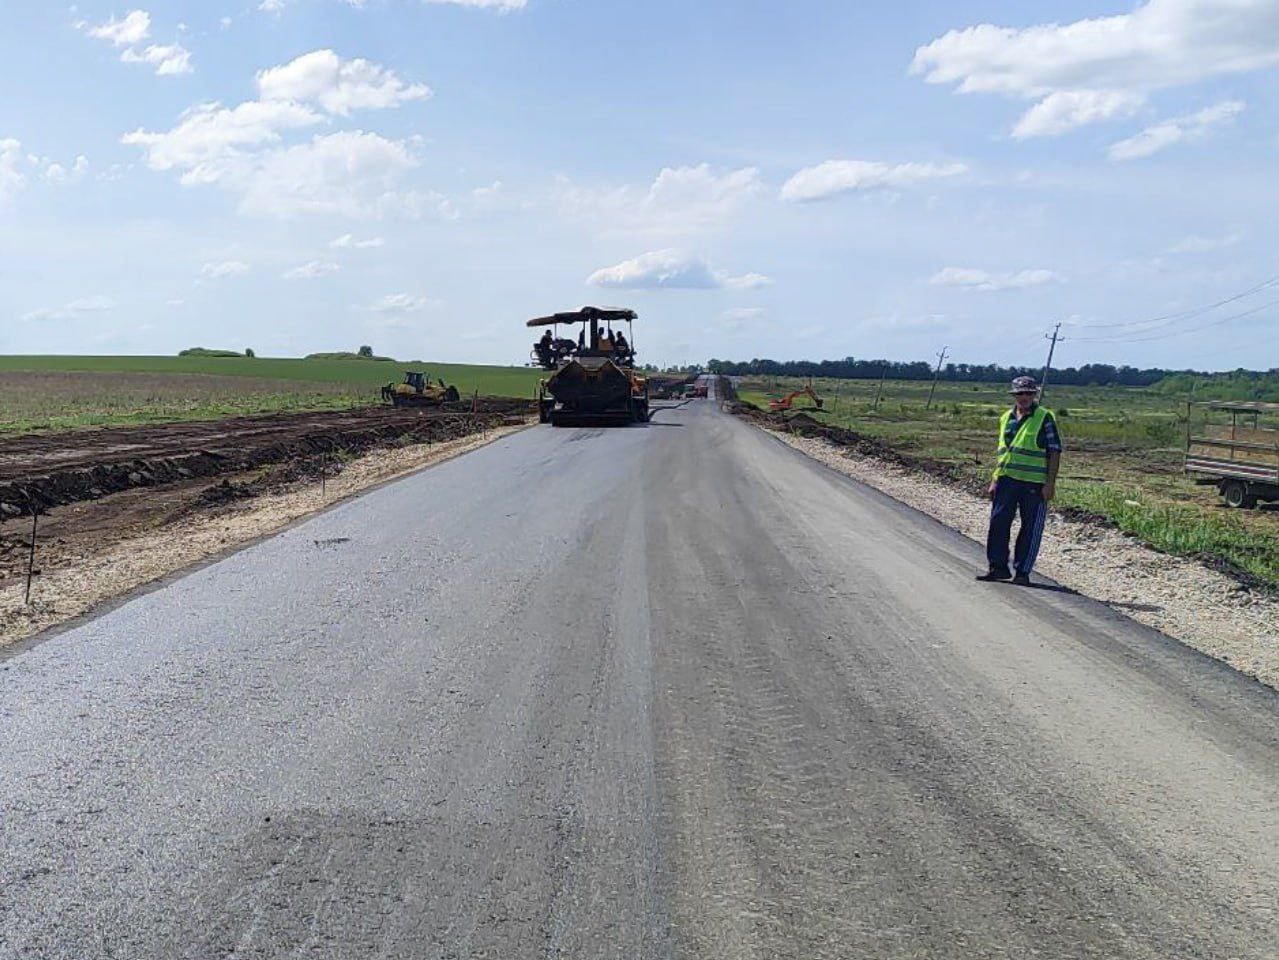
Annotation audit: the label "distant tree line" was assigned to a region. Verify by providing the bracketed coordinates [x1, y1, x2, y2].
[705, 356, 1279, 391]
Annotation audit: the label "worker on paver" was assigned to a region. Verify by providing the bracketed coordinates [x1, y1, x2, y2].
[978, 375, 1062, 586]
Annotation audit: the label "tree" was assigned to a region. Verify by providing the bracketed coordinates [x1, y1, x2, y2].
[358, 345, 374, 358]
[244, 348, 255, 358]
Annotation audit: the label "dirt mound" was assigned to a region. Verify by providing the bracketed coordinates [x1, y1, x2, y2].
[0, 401, 533, 517]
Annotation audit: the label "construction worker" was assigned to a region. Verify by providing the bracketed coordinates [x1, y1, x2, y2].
[614, 330, 630, 358]
[978, 375, 1062, 586]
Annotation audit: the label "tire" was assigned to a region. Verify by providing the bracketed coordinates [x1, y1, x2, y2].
[1221, 480, 1256, 509]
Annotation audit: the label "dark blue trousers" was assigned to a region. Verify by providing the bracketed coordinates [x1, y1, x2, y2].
[986, 476, 1048, 575]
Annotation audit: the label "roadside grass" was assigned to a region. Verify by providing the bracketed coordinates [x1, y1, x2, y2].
[0, 359, 545, 434]
[1060, 482, 1279, 584]
[740, 376, 1279, 586]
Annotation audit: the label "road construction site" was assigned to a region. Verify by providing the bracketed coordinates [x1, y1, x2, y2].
[1, 383, 1276, 959]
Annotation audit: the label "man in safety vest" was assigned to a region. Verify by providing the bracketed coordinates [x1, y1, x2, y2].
[977, 375, 1062, 586]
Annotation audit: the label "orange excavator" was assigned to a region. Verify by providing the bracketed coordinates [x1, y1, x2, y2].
[769, 382, 824, 413]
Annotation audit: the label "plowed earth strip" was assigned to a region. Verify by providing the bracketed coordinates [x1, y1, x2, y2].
[0, 399, 531, 517]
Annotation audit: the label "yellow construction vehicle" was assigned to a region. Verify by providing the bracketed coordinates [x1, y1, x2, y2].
[527, 306, 649, 426]
[381, 371, 461, 407]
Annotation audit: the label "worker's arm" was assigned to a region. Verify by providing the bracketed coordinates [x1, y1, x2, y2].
[1041, 414, 1063, 501]
[1043, 451, 1061, 501]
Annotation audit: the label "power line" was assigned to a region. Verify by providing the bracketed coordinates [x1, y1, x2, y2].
[1069, 294, 1279, 344]
[1061, 272, 1279, 332]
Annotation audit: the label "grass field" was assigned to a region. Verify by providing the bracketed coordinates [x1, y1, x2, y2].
[0, 355, 544, 433]
[740, 376, 1279, 586]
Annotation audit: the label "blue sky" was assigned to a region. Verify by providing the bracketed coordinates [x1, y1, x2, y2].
[1, 0, 1277, 371]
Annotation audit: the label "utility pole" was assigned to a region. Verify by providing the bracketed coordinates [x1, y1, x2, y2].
[925, 346, 949, 410]
[1040, 323, 1064, 401]
[873, 365, 887, 411]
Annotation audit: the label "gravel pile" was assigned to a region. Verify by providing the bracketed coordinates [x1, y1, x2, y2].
[770, 428, 1278, 690]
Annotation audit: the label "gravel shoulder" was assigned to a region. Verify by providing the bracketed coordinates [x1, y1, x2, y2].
[764, 426, 1278, 689]
[0, 423, 528, 650]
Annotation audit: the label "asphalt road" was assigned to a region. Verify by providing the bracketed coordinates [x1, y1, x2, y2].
[2, 394, 1277, 959]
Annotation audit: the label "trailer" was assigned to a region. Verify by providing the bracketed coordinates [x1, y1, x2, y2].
[1185, 400, 1279, 508]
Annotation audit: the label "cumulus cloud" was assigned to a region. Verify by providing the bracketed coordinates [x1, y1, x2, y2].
[284, 260, 340, 279]
[912, 1, 1279, 138]
[0, 139, 27, 203]
[121, 43, 193, 76]
[123, 100, 324, 181]
[586, 250, 769, 291]
[123, 51, 431, 218]
[1, 140, 91, 202]
[780, 160, 966, 202]
[257, 50, 430, 116]
[722, 272, 774, 290]
[84, 10, 193, 76]
[242, 131, 418, 218]
[1012, 89, 1143, 139]
[717, 307, 766, 329]
[22, 295, 117, 323]
[1109, 100, 1245, 160]
[424, 0, 527, 8]
[330, 233, 385, 249]
[199, 260, 250, 281]
[929, 266, 1063, 292]
[41, 155, 90, 185]
[88, 10, 151, 46]
[556, 163, 762, 234]
[371, 293, 436, 311]
[587, 250, 722, 289]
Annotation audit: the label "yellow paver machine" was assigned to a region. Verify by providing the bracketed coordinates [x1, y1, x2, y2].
[528, 306, 649, 426]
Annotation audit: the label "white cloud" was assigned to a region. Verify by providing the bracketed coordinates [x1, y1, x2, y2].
[364, 293, 442, 326]
[41, 155, 90, 185]
[124, 51, 430, 219]
[471, 180, 503, 203]
[1109, 100, 1245, 160]
[717, 307, 766, 329]
[200, 260, 250, 281]
[780, 160, 966, 202]
[864, 312, 949, 331]
[912, 2, 1279, 137]
[240, 131, 418, 218]
[0, 139, 27, 203]
[123, 100, 323, 181]
[1012, 89, 1143, 139]
[722, 272, 774, 290]
[929, 267, 1063, 291]
[1, 140, 90, 201]
[556, 163, 762, 234]
[259, 0, 287, 11]
[587, 250, 722, 289]
[1168, 231, 1242, 254]
[586, 250, 769, 291]
[284, 260, 340, 279]
[330, 233, 385, 249]
[121, 42, 193, 76]
[89, 10, 151, 46]
[258, 50, 430, 116]
[424, 0, 526, 8]
[22, 295, 117, 323]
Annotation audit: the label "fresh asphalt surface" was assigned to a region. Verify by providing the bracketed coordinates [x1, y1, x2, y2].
[2, 392, 1277, 959]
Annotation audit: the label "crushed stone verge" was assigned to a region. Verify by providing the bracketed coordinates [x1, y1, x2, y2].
[0, 423, 528, 650]
[767, 427, 1278, 690]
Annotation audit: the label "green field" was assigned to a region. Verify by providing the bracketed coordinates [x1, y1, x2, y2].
[740, 376, 1279, 586]
[0, 355, 544, 433]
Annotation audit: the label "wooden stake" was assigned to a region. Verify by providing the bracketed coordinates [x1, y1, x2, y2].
[25, 510, 38, 605]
